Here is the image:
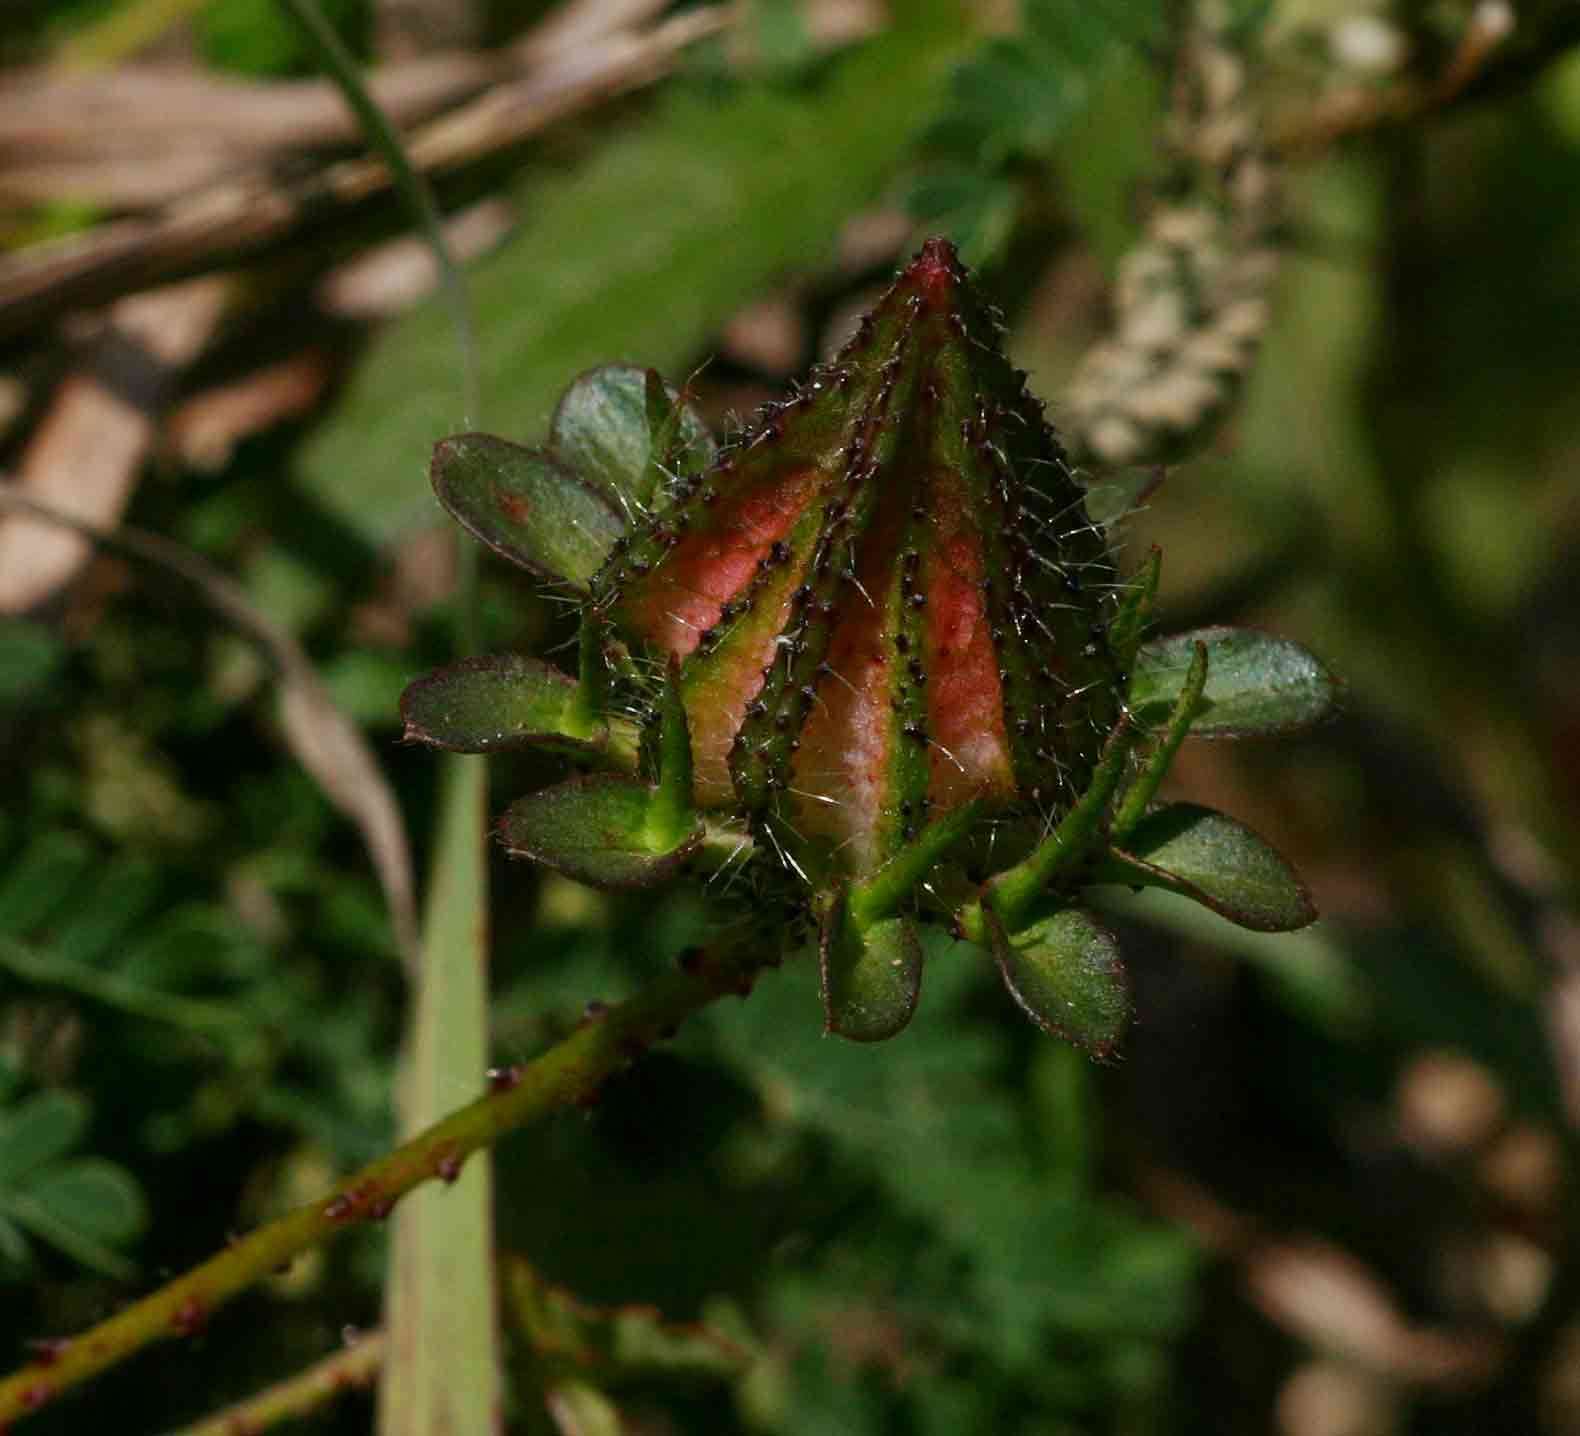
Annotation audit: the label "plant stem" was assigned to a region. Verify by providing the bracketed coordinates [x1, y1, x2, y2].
[0, 939, 768, 1427]
[162, 1332, 384, 1436]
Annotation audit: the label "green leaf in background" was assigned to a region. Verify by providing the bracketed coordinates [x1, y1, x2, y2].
[430, 435, 624, 589]
[0, 1090, 89, 1186]
[297, 3, 971, 544]
[820, 906, 923, 1043]
[909, 0, 1162, 267]
[18, 1157, 147, 1246]
[497, 776, 702, 890]
[0, 1089, 147, 1280]
[550, 365, 715, 515]
[1099, 802, 1317, 933]
[0, 618, 65, 706]
[400, 653, 603, 755]
[197, 0, 370, 76]
[985, 906, 1129, 1056]
[1129, 626, 1341, 737]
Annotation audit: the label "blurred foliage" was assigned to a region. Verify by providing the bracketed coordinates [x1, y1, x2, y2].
[198, 0, 370, 76]
[3, 0, 1580, 1433]
[908, 0, 1164, 268]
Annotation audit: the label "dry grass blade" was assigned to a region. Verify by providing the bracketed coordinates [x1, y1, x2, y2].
[0, 486, 420, 966]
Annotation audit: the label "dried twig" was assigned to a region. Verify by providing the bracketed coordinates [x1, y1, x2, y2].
[0, 7, 730, 341]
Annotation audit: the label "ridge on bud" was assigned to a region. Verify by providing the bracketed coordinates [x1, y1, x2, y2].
[595, 238, 1125, 886]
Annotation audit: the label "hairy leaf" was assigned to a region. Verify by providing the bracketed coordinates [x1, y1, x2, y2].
[1100, 802, 1316, 932]
[430, 434, 624, 589]
[550, 365, 715, 516]
[984, 906, 1129, 1056]
[400, 653, 600, 755]
[1129, 626, 1339, 736]
[497, 776, 701, 890]
[820, 905, 923, 1043]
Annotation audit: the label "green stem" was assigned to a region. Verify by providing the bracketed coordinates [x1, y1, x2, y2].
[0, 940, 768, 1427]
[648, 661, 696, 851]
[275, 0, 478, 429]
[960, 718, 1136, 941]
[0, 934, 264, 1061]
[850, 801, 982, 932]
[162, 1332, 384, 1436]
[1110, 639, 1207, 847]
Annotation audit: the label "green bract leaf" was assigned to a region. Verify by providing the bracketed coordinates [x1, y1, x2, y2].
[984, 907, 1129, 1056]
[19, 1157, 147, 1246]
[0, 1090, 88, 1186]
[431, 434, 624, 589]
[820, 902, 923, 1043]
[1130, 626, 1339, 737]
[550, 365, 715, 516]
[400, 654, 601, 755]
[497, 776, 701, 891]
[1101, 803, 1316, 933]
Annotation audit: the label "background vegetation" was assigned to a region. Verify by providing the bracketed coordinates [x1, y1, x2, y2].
[2, 0, 1579, 1432]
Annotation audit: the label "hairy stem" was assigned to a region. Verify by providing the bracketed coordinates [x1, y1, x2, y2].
[162, 1331, 384, 1436]
[0, 940, 767, 1426]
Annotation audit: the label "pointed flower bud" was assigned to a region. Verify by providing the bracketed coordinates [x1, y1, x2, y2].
[594, 238, 1125, 885]
[404, 238, 1335, 1049]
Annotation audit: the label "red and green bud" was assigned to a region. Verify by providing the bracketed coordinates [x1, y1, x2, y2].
[402, 238, 1335, 1050]
[595, 238, 1124, 885]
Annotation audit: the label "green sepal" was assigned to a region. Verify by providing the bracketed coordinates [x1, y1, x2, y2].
[648, 658, 696, 850]
[497, 775, 701, 891]
[1129, 626, 1339, 737]
[400, 653, 604, 756]
[982, 905, 1129, 1057]
[1097, 802, 1317, 933]
[549, 364, 715, 516]
[431, 433, 624, 589]
[819, 893, 923, 1043]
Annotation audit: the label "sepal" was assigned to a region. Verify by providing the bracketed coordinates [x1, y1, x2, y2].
[982, 904, 1130, 1056]
[550, 364, 715, 516]
[497, 774, 702, 890]
[819, 893, 923, 1042]
[1097, 802, 1316, 932]
[400, 653, 604, 756]
[1129, 626, 1339, 737]
[431, 433, 624, 589]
